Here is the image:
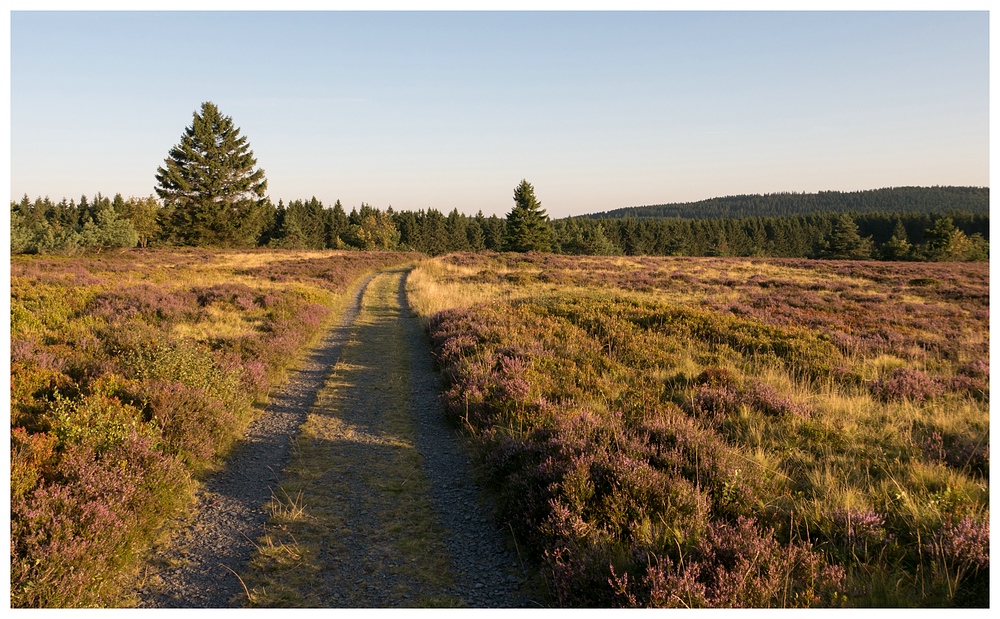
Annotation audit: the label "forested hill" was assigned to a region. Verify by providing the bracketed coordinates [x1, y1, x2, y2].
[584, 186, 989, 220]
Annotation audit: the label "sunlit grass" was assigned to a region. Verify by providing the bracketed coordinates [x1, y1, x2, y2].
[172, 304, 264, 342]
[407, 252, 989, 608]
[10, 249, 417, 608]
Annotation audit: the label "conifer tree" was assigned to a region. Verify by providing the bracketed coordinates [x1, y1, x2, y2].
[585, 223, 620, 255]
[420, 209, 449, 256]
[504, 179, 553, 252]
[446, 208, 470, 251]
[155, 101, 268, 247]
[880, 219, 912, 260]
[466, 218, 486, 251]
[824, 213, 871, 259]
[924, 217, 960, 260]
[327, 200, 350, 248]
[482, 214, 505, 251]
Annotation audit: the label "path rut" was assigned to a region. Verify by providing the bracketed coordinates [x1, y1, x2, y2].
[137, 268, 532, 607]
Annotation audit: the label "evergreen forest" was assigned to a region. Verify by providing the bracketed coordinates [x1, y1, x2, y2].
[10, 187, 989, 262]
[586, 186, 989, 219]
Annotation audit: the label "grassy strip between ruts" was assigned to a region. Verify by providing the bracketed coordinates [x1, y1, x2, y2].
[241, 269, 462, 607]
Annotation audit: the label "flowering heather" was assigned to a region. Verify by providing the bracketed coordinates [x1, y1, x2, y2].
[414, 252, 988, 607]
[929, 517, 990, 572]
[827, 508, 888, 559]
[193, 282, 261, 311]
[692, 379, 810, 423]
[236, 250, 420, 291]
[918, 430, 989, 478]
[10, 248, 414, 607]
[90, 284, 201, 325]
[869, 368, 946, 402]
[958, 359, 989, 379]
[610, 517, 846, 608]
[11, 432, 190, 607]
[427, 295, 839, 606]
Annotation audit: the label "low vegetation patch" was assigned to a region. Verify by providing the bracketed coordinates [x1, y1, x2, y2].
[10, 248, 417, 608]
[409, 253, 989, 608]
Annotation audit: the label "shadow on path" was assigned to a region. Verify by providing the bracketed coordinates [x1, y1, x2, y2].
[137, 273, 377, 608]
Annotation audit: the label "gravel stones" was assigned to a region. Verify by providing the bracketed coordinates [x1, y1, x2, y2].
[397, 273, 533, 607]
[137, 274, 375, 608]
[137, 270, 536, 607]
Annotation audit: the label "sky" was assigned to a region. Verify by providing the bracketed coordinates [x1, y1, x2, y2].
[6, 4, 991, 219]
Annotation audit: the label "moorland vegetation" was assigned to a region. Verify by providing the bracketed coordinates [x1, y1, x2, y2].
[407, 252, 989, 607]
[9, 249, 418, 606]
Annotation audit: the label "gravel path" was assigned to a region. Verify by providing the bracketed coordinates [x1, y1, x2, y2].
[137, 273, 376, 608]
[396, 270, 532, 607]
[137, 268, 534, 607]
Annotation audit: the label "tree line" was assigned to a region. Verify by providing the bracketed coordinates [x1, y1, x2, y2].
[9, 102, 988, 261]
[580, 210, 989, 261]
[587, 186, 990, 219]
[10, 191, 988, 262]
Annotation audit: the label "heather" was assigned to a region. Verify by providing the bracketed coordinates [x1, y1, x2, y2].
[10, 248, 416, 607]
[409, 253, 989, 607]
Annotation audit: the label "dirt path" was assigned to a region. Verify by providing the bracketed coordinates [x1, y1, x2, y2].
[138, 268, 532, 608]
[136, 272, 377, 608]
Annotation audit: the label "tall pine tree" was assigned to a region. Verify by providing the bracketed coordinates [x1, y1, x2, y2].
[504, 179, 553, 252]
[155, 102, 268, 247]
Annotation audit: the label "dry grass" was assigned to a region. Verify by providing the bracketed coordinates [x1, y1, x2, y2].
[405, 258, 522, 320]
[406, 252, 989, 607]
[9, 248, 415, 608]
[172, 304, 264, 341]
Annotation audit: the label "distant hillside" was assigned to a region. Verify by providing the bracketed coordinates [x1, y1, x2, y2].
[583, 186, 989, 220]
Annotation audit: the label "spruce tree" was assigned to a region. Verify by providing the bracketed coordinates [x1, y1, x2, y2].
[482, 214, 505, 251]
[504, 179, 553, 252]
[880, 219, 912, 260]
[466, 218, 486, 251]
[327, 200, 350, 248]
[421, 209, 449, 256]
[446, 208, 470, 251]
[824, 213, 871, 259]
[155, 101, 268, 247]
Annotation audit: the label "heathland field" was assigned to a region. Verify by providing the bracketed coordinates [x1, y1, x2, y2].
[9, 249, 418, 607]
[407, 252, 989, 607]
[9, 249, 989, 608]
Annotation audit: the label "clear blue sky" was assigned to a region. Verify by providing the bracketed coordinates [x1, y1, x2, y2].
[9, 9, 990, 218]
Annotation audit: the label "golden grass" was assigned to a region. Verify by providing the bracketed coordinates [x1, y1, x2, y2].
[172, 305, 263, 342]
[406, 258, 522, 320]
[211, 249, 343, 271]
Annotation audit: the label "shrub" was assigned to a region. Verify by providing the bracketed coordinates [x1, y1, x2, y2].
[192, 282, 261, 310]
[11, 432, 190, 608]
[924, 516, 989, 606]
[89, 284, 200, 325]
[870, 368, 946, 402]
[610, 517, 846, 608]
